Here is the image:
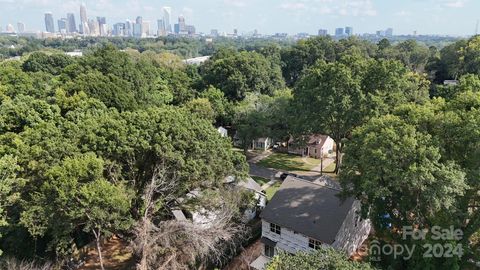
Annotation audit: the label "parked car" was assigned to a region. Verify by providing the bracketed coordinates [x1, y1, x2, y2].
[279, 172, 298, 180]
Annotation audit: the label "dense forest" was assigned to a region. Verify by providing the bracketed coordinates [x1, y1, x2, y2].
[0, 35, 479, 269]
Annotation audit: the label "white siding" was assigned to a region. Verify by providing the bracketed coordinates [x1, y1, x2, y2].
[332, 200, 372, 255]
[322, 137, 335, 154]
[261, 220, 312, 255]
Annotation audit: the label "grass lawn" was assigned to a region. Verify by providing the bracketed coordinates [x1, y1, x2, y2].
[265, 181, 282, 200]
[257, 153, 321, 172]
[323, 162, 336, 172]
[252, 176, 269, 186]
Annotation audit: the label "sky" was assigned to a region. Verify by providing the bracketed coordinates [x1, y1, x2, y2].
[0, 0, 478, 36]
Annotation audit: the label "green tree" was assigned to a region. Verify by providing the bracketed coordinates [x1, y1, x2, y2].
[292, 61, 364, 172]
[0, 155, 25, 256]
[201, 49, 285, 101]
[267, 248, 375, 270]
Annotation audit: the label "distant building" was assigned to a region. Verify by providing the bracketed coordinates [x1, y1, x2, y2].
[163, 7, 172, 33]
[67, 13, 77, 33]
[58, 18, 67, 33]
[335, 27, 344, 37]
[157, 19, 166, 36]
[210, 29, 219, 37]
[234, 28, 238, 36]
[125, 20, 133, 37]
[88, 19, 99, 36]
[178, 15, 186, 33]
[80, 4, 89, 34]
[5, 24, 14, 33]
[386, 28, 393, 37]
[97, 17, 107, 36]
[376, 30, 386, 37]
[44, 12, 55, 33]
[113, 23, 125, 36]
[318, 29, 328, 36]
[142, 21, 150, 36]
[17, 22, 25, 33]
[134, 16, 143, 37]
[345, 26, 353, 36]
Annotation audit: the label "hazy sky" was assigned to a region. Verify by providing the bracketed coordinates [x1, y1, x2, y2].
[0, 0, 477, 36]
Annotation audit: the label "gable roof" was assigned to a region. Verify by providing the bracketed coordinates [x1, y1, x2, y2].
[289, 134, 330, 148]
[260, 176, 354, 244]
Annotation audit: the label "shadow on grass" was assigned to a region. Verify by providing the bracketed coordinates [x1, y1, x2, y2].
[257, 153, 312, 172]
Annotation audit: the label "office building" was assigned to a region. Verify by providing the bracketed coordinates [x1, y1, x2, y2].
[113, 23, 125, 36]
[45, 12, 55, 33]
[6, 24, 14, 33]
[234, 29, 238, 36]
[58, 18, 67, 33]
[178, 15, 186, 33]
[186, 25, 196, 35]
[386, 28, 393, 37]
[67, 13, 77, 33]
[125, 20, 132, 37]
[80, 4, 89, 34]
[97, 17, 107, 36]
[174, 23, 180, 34]
[157, 19, 166, 36]
[335, 27, 344, 37]
[88, 19, 99, 36]
[211, 29, 219, 37]
[163, 7, 172, 33]
[376, 30, 385, 37]
[17, 22, 25, 33]
[345, 26, 353, 36]
[143, 21, 150, 36]
[318, 29, 328, 36]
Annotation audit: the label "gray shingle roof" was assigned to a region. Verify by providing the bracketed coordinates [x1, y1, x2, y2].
[260, 176, 354, 244]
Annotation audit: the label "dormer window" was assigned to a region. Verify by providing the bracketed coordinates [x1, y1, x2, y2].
[309, 238, 322, 250]
[270, 223, 281, 235]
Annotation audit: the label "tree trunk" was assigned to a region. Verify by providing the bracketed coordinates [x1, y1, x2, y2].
[334, 142, 340, 174]
[138, 218, 149, 270]
[93, 229, 105, 270]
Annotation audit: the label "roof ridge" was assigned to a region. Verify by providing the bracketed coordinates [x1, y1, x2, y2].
[286, 175, 342, 192]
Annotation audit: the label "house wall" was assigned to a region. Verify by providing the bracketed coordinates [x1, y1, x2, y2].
[332, 200, 372, 256]
[261, 220, 314, 255]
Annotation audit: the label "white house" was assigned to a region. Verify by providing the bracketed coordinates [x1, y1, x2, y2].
[250, 176, 371, 270]
[252, 138, 273, 151]
[288, 134, 335, 159]
[233, 132, 273, 152]
[224, 176, 267, 221]
[217, 126, 228, 138]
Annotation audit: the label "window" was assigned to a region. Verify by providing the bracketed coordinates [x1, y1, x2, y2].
[309, 238, 322, 250]
[314, 148, 317, 154]
[265, 244, 275, 257]
[270, 223, 281, 235]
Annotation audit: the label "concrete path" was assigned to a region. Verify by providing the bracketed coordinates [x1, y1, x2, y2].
[261, 179, 279, 190]
[248, 150, 273, 163]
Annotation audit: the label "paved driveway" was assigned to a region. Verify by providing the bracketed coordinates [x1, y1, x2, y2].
[249, 163, 280, 180]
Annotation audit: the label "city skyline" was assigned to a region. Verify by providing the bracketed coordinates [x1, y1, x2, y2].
[0, 0, 478, 36]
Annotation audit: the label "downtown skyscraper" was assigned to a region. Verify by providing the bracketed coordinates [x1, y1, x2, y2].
[162, 7, 172, 34]
[67, 13, 77, 33]
[80, 4, 89, 34]
[44, 12, 55, 33]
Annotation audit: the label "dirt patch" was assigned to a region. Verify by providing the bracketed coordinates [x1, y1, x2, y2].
[224, 240, 262, 270]
[79, 236, 135, 270]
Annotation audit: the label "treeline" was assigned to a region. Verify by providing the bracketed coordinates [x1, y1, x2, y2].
[0, 35, 479, 269]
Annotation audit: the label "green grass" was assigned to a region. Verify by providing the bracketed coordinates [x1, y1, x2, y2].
[252, 176, 269, 186]
[265, 181, 282, 200]
[257, 153, 321, 172]
[323, 162, 336, 172]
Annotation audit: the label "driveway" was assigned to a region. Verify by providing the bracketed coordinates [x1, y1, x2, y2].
[249, 163, 280, 180]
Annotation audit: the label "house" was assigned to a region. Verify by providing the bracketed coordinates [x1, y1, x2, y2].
[288, 134, 335, 159]
[253, 138, 273, 151]
[233, 132, 273, 152]
[224, 176, 267, 221]
[443, 80, 458, 86]
[217, 126, 228, 138]
[250, 176, 371, 270]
